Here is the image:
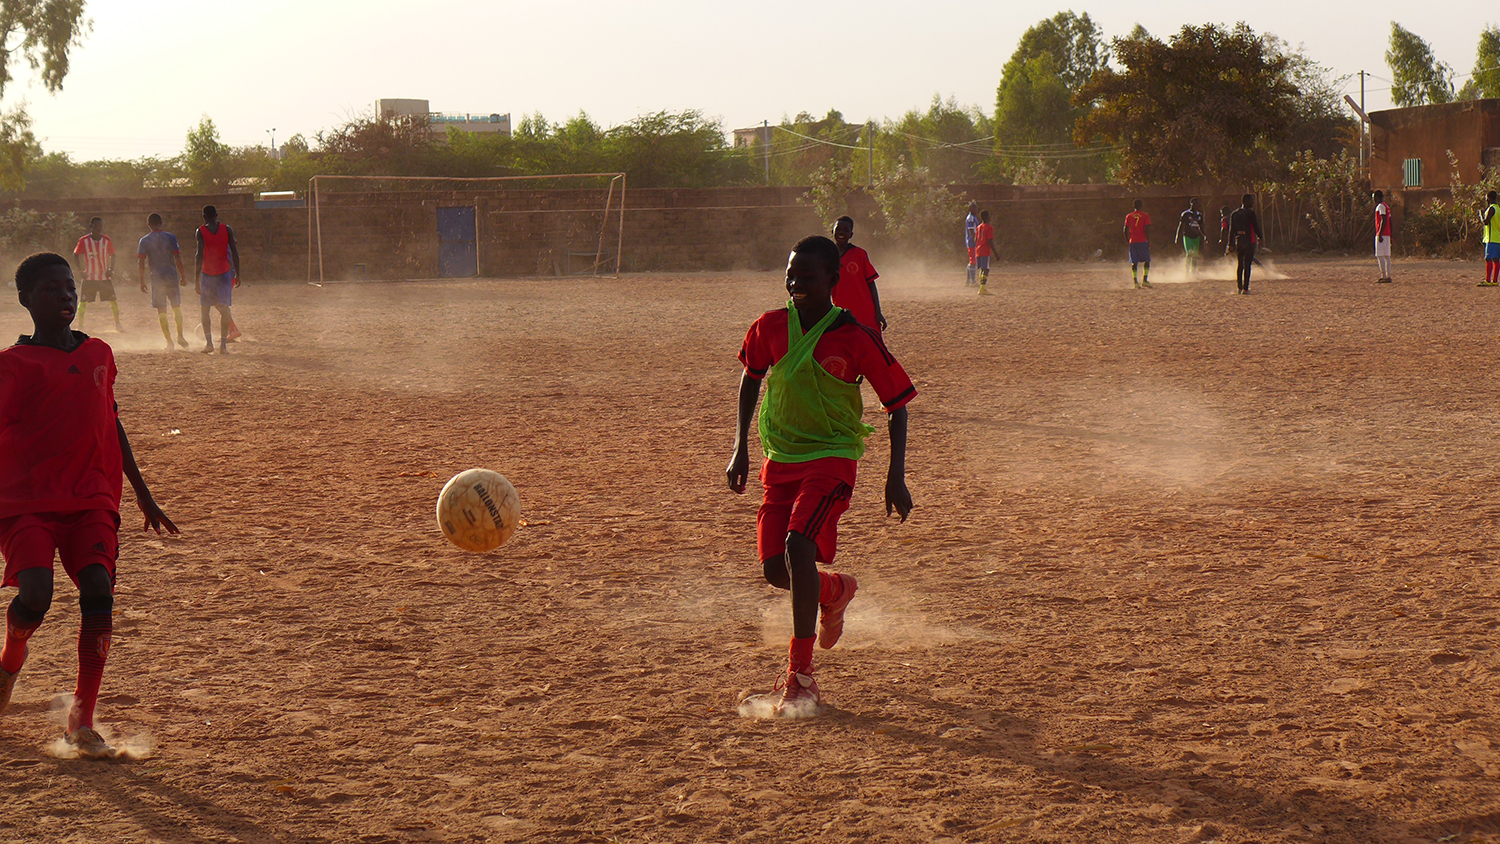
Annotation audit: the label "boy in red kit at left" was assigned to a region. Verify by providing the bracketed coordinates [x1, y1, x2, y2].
[830, 216, 887, 331]
[0, 252, 177, 757]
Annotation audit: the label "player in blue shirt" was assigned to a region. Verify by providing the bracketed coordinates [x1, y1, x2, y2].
[136, 214, 190, 350]
[964, 202, 979, 286]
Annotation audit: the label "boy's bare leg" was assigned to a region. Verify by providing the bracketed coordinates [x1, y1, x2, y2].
[785, 532, 820, 641]
[200, 304, 214, 352]
[216, 305, 233, 353]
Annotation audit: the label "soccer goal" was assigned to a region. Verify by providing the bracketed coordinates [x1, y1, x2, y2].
[305, 173, 626, 283]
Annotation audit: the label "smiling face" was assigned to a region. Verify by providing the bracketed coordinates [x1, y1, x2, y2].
[832, 219, 853, 247]
[785, 249, 837, 315]
[20, 262, 78, 330]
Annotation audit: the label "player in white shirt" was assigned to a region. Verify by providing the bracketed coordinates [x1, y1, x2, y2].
[73, 217, 121, 331]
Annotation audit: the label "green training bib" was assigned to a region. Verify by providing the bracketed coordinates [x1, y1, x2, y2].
[758, 303, 875, 463]
[1487, 204, 1500, 243]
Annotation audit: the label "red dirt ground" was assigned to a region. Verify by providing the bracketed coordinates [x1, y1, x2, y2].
[1, 255, 1499, 843]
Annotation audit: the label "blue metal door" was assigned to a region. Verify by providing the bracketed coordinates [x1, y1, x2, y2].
[437, 206, 478, 277]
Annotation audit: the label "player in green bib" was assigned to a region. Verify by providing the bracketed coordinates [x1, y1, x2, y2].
[728, 235, 915, 717]
[1175, 198, 1205, 279]
[1481, 191, 1500, 287]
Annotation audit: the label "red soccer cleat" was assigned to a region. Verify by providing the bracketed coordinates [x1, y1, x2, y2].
[772, 669, 821, 717]
[817, 573, 858, 650]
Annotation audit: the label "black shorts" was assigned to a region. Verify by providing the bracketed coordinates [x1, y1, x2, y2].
[80, 279, 116, 302]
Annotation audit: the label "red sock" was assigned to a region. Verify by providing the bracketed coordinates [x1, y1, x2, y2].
[70, 598, 112, 731]
[817, 571, 844, 606]
[788, 636, 816, 674]
[1, 599, 45, 675]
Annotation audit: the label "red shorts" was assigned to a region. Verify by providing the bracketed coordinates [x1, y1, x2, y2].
[757, 457, 857, 564]
[0, 510, 119, 588]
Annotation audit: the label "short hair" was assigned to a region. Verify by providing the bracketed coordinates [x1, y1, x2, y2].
[88, 216, 102, 226]
[1220, 205, 1231, 213]
[980, 210, 990, 222]
[967, 201, 978, 210]
[202, 205, 217, 218]
[791, 235, 840, 276]
[1132, 199, 1142, 209]
[1242, 194, 1254, 206]
[1373, 190, 1384, 201]
[147, 212, 163, 226]
[14, 252, 70, 295]
[832, 215, 854, 231]
[1489, 190, 1497, 202]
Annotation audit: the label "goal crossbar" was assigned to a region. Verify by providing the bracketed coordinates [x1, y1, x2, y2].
[306, 172, 626, 283]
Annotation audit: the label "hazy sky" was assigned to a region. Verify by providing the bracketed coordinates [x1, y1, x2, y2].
[0, 1, 1492, 161]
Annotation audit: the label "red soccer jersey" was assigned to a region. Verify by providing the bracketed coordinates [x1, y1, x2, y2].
[830, 245, 882, 331]
[975, 222, 995, 257]
[1125, 211, 1150, 243]
[739, 308, 916, 413]
[1375, 203, 1391, 236]
[199, 224, 233, 275]
[0, 336, 122, 518]
[73, 235, 115, 281]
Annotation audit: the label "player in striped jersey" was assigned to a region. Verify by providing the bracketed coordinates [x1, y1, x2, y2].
[73, 218, 121, 333]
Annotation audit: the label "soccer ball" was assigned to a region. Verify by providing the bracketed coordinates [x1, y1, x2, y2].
[436, 468, 520, 552]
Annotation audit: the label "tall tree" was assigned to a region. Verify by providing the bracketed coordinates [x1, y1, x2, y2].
[993, 12, 1110, 182]
[1458, 26, 1500, 100]
[1386, 23, 1454, 106]
[1074, 23, 1300, 190]
[0, 1, 88, 189]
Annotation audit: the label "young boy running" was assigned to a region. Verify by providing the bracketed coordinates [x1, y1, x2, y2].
[975, 210, 997, 295]
[727, 235, 915, 717]
[1175, 198, 1206, 279]
[0, 252, 177, 757]
[1124, 200, 1151, 288]
[1480, 191, 1499, 287]
[73, 218, 121, 333]
[830, 217, 887, 331]
[964, 202, 980, 287]
[194, 205, 241, 354]
[1373, 190, 1393, 283]
[136, 214, 190, 350]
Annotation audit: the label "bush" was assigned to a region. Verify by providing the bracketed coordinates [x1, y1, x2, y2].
[868, 158, 967, 257]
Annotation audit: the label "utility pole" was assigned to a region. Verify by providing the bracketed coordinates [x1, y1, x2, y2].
[762, 119, 774, 187]
[1359, 71, 1367, 176]
[867, 121, 875, 188]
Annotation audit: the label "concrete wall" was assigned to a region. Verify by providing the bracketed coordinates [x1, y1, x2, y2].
[1370, 99, 1500, 193]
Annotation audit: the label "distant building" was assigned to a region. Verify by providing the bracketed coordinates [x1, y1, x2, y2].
[733, 126, 772, 148]
[375, 98, 512, 138]
[1369, 99, 1500, 194]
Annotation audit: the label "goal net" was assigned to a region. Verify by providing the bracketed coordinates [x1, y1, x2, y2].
[306, 173, 625, 283]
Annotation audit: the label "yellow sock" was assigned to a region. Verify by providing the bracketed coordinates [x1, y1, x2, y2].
[110, 301, 120, 322]
[158, 313, 171, 342]
[173, 307, 184, 336]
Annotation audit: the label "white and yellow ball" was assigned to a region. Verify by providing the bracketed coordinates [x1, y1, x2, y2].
[436, 468, 520, 552]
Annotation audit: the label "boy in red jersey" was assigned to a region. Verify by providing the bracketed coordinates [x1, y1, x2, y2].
[194, 205, 241, 354]
[73, 217, 122, 333]
[830, 217, 887, 331]
[1124, 200, 1151, 289]
[0, 253, 177, 758]
[727, 235, 915, 717]
[975, 210, 997, 295]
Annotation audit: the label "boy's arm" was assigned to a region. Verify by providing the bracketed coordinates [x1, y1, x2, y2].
[174, 252, 187, 285]
[117, 419, 178, 535]
[885, 407, 912, 521]
[726, 372, 762, 494]
[228, 226, 242, 285]
[193, 229, 204, 293]
[868, 280, 887, 330]
[136, 254, 148, 291]
[1174, 217, 1183, 243]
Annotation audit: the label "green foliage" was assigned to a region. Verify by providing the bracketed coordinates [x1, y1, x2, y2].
[868, 159, 966, 256]
[1402, 151, 1500, 255]
[1263, 150, 1370, 249]
[183, 117, 233, 190]
[0, 205, 79, 255]
[1458, 26, 1500, 100]
[0, 0, 87, 99]
[0, 107, 35, 191]
[1266, 35, 1357, 160]
[1386, 23, 1454, 107]
[1002, 11, 1109, 92]
[877, 97, 992, 185]
[993, 13, 1111, 183]
[1075, 23, 1300, 190]
[804, 161, 858, 227]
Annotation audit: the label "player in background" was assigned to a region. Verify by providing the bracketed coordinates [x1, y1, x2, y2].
[727, 235, 915, 717]
[0, 253, 178, 758]
[136, 214, 190, 350]
[73, 217, 121, 333]
[1226, 194, 1263, 295]
[964, 202, 980, 287]
[1124, 200, 1151, 289]
[975, 210, 997, 295]
[1175, 198, 1206, 279]
[1373, 190, 1393, 284]
[830, 217, 887, 331]
[194, 205, 241, 355]
[1479, 191, 1499, 287]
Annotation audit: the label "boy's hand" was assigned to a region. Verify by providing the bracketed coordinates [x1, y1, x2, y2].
[726, 448, 750, 494]
[137, 495, 179, 535]
[139, 279, 148, 293]
[232, 276, 241, 288]
[876, 312, 888, 331]
[885, 475, 913, 522]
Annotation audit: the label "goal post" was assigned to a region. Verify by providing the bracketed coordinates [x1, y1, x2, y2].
[305, 172, 626, 284]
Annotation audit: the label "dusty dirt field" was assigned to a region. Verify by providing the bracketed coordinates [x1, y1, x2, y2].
[1, 255, 1499, 843]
